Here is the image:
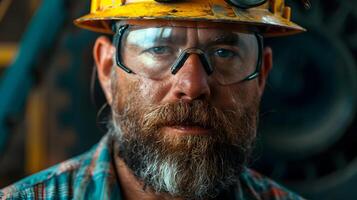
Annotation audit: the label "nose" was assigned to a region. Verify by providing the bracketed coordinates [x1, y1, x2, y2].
[170, 54, 211, 101]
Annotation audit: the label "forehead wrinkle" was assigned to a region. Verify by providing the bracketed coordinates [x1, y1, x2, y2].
[198, 30, 241, 47]
[213, 33, 240, 44]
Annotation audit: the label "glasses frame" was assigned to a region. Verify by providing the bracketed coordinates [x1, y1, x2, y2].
[113, 24, 263, 84]
[224, 0, 267, 9]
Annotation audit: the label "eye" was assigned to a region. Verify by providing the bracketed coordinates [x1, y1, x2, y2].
[214, 48, 237, 58]
[146, 46, 172, 55]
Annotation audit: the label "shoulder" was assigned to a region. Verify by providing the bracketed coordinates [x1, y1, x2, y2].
[0, 134, 117, 200]
[0, 148, 94, 200]
[238, 168, 306, 200]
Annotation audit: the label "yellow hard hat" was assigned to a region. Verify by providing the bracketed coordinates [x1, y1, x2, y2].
[74, 0, 305, 37]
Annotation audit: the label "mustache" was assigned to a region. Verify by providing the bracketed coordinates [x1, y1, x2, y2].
[141, 100, 237, 133]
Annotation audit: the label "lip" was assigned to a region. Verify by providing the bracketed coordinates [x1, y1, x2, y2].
[163, 125, 212, 135]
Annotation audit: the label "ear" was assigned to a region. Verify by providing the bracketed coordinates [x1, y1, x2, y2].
[257, 47, 273, 97]
[93, 36, 116, 105]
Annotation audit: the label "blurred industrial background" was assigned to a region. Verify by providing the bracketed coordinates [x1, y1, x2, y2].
[0, 0, 356, 199]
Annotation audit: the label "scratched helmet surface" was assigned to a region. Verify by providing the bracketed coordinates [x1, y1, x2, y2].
[74, 0, 305, 37]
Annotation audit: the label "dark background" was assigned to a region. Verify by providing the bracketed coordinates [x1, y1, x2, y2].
[0, 0, 356, 199]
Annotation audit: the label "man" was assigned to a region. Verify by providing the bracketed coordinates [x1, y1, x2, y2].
[1, 0, 306, 199]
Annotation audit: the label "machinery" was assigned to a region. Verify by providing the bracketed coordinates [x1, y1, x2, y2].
[0, 1, 356, 199]
[254, 0, 357, 199]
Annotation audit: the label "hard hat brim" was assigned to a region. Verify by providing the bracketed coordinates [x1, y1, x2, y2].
[74, 2, 305, 37]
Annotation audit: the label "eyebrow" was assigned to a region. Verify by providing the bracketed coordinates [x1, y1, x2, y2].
[153, 36, 185, 45]
[153, 34, 186, 45]
[127, 32, 186, 47]
[205, 33, 240, 46]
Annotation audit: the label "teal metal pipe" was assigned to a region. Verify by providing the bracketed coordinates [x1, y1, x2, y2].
[0, 0, 68, 152]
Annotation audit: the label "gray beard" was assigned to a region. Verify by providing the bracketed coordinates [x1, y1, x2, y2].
[109, 109, 256, 200]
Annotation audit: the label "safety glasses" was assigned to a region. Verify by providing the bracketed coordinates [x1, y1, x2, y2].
[113, 24, 263, 85]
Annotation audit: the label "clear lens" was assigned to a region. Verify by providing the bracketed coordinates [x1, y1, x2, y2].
[121, 27, 180, 79]
[119, 25, 259, 85]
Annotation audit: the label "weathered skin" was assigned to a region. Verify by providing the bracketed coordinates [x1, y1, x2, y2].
[93, 20, 273, 200]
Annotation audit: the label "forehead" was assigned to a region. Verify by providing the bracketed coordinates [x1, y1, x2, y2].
[118, 20, 257, 47]
[116, 19, 256, 33]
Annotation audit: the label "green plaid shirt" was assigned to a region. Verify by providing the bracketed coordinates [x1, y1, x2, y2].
[1, 134, 305, 200]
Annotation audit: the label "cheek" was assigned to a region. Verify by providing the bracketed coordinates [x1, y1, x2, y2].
[215, 82, 260, 109]
[138, 79, 172, 104]
[121, 76, 171, 106]
[233, 83, 260, 106]
[112, 70, 144, 108]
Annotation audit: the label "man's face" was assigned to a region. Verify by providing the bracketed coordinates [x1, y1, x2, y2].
[94, 21, 272, 200]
